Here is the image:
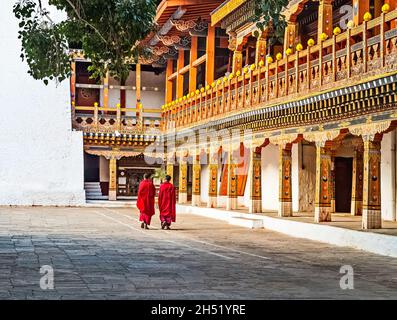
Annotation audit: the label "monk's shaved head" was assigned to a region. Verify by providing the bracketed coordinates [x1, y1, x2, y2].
[165, 175, 171, 182]
[144, 173, 151, 179]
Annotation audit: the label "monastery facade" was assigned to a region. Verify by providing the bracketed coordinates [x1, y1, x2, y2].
[2, 0, 397, 230]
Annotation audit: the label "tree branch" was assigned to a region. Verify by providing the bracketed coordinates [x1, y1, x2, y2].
[64, 0, 107, 44]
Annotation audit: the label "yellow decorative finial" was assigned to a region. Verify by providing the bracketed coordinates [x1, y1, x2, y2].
[333, 27, 341, 36]
[320, 32, 328, 41]
[382, 3, 390, 13]
[363, 12, 372, 22]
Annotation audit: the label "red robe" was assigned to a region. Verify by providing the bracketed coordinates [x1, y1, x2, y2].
[137, 179, 156, 225]
[158, 181, 176, 223]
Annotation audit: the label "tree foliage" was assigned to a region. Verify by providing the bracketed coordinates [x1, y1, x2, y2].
[254, 0, 290, 46]
[13, 0, 157, 84]
[13, 0, 289, 85]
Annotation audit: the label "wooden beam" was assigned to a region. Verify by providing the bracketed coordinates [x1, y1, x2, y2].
[189, 36, 198, 92]
[205, 25, 215, 85]
[192, 55, 206, 67]
[179, 64, 190, 75]
[167, 71, 178, 81]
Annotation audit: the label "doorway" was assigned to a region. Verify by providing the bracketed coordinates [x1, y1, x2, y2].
[334, 157, 353, 213]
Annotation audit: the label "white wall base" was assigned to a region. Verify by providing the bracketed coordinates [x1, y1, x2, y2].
[192, 194, 201, 206]
[177, 204, 397, 258]
[207, 196, 217, 208]
[0, 189, 85, 207]
[178, 192, 187, 204]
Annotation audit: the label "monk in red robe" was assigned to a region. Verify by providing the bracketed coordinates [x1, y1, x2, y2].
[158, 175, 176, 230]
[137, 173, 156, 229]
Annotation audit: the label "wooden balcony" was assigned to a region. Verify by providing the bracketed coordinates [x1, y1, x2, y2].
[164, 10, 397, 131]
[72, 104, 162, 135]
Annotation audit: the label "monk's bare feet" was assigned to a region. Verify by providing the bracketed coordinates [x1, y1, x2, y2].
[145, 223, 149, 230]
[166, 225, 171, 230]
[141, 222, 144, 229]
[161, 221, 166, 229]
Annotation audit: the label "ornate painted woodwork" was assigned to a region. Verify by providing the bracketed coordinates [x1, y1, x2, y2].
[178, 161, 188, 204]
[351, 148, 364, 215]
[318, 0, 333, 41]
[166, 163, 174, 184]
[192, 154, 201, 206]
[165, 12, 397, 132]
[362, 139, 382, 229]
[315, 144, 333, 222]
[249, 149, 262, 213]
[279, 144, 293, 217]
[109, 157, 117, 201]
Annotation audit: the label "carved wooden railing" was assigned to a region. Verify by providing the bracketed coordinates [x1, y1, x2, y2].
[72, 104, 162, 134]
[163, 10, 397, 131]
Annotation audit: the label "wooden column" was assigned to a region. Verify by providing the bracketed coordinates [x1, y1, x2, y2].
[318, 0, 333, 42]
[279, 144, 293, 217]
[353, 0, 370, 26]
[351, 148, 364, 216]
[255, 37, 267, 65]
[362, 138, 382, 229]
[108, 156, 117, 201]
[178, 158, 188, 204]
[177, 49, 184, 99]
[136, 63, 141, 104]
[385, 0, 397, 27]
[70, 61, 76, 106]
[232, 50, 243, 74]
[249, 149, 262, 213]
[206, 25, 216, 85]
[192, 151, 201, 206]
[103, 71, 109, 108]
[136, 63, 142, 124]
[226, 144, 238, 211]
[190, 36, 198, 92]
[208, 148, 219, 208]
[166, 60, 174, 103]
[314, 143, 332, 222]
[330, 155, 336, 213]
[284, 22, 297, 53]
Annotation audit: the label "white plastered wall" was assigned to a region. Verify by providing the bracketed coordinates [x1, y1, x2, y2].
[261, 145, 279, 212]
[200, 165, 209, 204]
[0, 1, 85, 206]
[99, 157, 110, 183]
[381, 131, 397, 221]
[292, 144, 299, 212]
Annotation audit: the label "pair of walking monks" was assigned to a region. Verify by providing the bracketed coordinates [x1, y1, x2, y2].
[136, 173, 176, 230]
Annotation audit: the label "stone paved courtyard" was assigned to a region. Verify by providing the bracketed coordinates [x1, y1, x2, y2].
[0, 206, 396, 299]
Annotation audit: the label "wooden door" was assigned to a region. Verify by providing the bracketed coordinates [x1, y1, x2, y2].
[334, 157, 353, 213]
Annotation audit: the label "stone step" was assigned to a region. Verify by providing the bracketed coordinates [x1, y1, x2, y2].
[85, 200, 136, 208]
[227, 216, 264, 229]
[86, 196, 109, 200]
[86, 192, 104, 196]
